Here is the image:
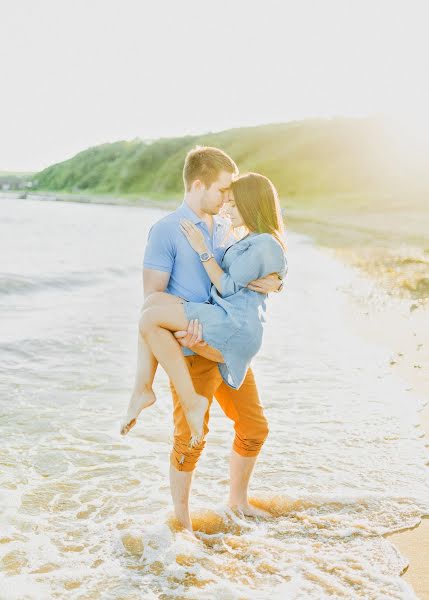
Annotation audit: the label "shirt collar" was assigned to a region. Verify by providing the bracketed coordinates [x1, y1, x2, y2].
[178, 201, 203, 225]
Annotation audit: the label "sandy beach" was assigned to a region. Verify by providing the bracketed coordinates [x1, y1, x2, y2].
[354, 304, 429, 599]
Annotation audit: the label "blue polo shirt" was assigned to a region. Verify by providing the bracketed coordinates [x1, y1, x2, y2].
[144, 201, 234, 302]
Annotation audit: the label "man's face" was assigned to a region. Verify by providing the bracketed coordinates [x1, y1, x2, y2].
[200, 170, 233, 215]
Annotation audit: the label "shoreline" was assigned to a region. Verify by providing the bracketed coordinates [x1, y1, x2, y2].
[4, 190, 429, 597]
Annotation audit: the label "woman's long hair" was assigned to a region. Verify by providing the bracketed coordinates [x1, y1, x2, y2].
[230, 173, 286, 250]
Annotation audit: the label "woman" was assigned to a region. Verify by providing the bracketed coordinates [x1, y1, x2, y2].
[120, 172, 287, 446]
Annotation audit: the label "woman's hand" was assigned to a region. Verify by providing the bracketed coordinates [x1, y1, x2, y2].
[180, 219, 208, 254]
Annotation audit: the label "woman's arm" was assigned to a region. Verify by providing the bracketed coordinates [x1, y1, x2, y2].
[180, 219, 227, 293]
[180, 219, 287, 298]
[219, 238, 286, 297]
[199, 254, 225, 292]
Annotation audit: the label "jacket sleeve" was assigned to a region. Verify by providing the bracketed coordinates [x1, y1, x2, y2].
[220, 235, 287, 298]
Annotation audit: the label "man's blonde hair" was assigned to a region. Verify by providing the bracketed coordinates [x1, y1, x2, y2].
[183, 146, 238, 191]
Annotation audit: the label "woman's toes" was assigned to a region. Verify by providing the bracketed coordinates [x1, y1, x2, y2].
[188, 433, 204, 448]
[119, 390, 157, 436]
[120, 417, 136, 436]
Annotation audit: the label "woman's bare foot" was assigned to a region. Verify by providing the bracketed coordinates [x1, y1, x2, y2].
[119, 389, 156, 436]
[185, 394, 209, 447]
[229, 503, 271, 518]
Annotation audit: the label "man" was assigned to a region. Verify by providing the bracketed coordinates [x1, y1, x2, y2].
[143, 146, 283, 532]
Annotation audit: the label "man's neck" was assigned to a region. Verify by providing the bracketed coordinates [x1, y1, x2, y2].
[183, 194, 213, 228]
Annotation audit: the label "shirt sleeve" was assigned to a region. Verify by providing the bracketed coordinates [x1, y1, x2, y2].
[143, 221, 176, 274]
[220, 235, 287, 298]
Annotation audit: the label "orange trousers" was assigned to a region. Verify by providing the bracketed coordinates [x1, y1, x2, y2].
[169, 355, 269, 472]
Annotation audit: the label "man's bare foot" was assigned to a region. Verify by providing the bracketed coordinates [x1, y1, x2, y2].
[185, 394, 209, 447]
[229, 503, 271, 518]
[119, 389, 156, 436]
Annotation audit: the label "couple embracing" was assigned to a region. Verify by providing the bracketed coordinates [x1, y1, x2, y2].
[120, 146, 287, 533]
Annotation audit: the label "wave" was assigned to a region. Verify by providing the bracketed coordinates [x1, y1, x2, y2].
[0, 267, 137, 297]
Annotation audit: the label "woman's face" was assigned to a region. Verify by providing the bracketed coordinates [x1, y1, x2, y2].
[224, 190, 245, 228]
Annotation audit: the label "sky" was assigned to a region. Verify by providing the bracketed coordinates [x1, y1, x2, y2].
[1, 0, 429, 172]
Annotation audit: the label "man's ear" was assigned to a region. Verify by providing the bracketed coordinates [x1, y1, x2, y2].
[191, 179, 206, 193]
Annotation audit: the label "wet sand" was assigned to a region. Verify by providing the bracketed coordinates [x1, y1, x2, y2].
[356, 305, 429, 600]
[288, 198, 429, 599]
[285, 193, 429, 303]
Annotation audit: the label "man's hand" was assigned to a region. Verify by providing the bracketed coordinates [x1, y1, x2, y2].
[247, 273, 282, 294]
[174, 319, 207, 349]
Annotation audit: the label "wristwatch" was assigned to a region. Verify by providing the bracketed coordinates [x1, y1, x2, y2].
[199, 251, 214, 262]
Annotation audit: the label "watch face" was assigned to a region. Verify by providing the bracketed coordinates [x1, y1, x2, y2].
[200, 252, 210, 261]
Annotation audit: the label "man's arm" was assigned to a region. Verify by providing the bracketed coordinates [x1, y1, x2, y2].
[174, 321, 224, 362]
[143, 219, 175, 299]
[143, 268, 170, 299]
[247, 273, 284, 294]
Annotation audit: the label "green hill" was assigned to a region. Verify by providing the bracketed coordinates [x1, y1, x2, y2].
[32, 117, 428, 200]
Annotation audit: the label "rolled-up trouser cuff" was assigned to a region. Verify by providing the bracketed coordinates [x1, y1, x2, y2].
[170, 438, 207, 472]
[233, 431, 269, 458]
